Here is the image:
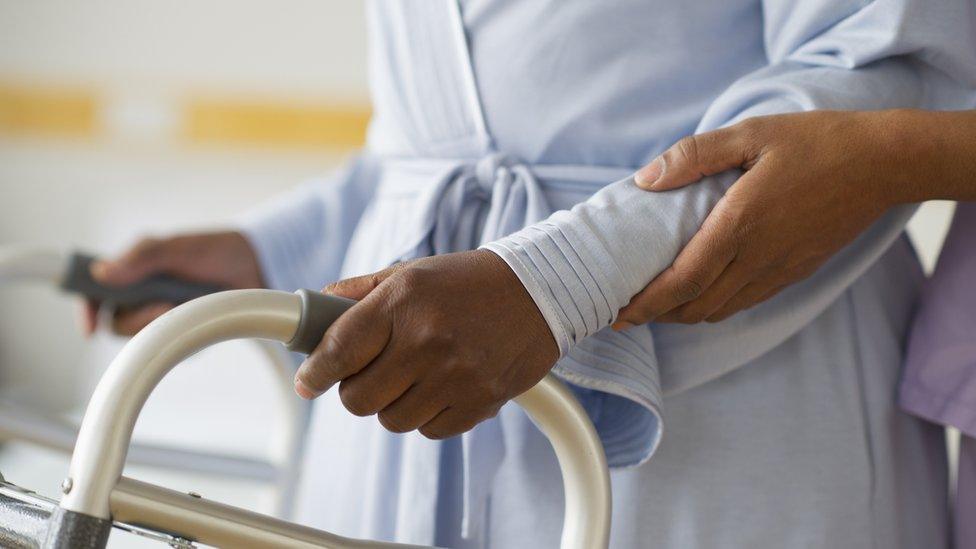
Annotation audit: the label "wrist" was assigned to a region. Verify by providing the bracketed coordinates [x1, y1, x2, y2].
[875, 109, 940, 205]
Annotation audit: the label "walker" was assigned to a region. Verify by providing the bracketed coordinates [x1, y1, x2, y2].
[0, 252, 612, 547]
[0, 246, 309, 518]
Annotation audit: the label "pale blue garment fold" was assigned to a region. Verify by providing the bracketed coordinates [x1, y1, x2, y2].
[239, 0, 976, 547]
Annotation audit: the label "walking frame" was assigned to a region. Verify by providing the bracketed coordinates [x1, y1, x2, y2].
[0, 247, 612, 548]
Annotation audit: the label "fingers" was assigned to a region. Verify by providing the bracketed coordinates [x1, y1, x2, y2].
[336, 348, 416, 417]
[705, 282, 785, 323]
[91, 237, 172, 286]
[81, 299, 100, 337]
[294, 290, 392, 399]
[418, 406, 500, 440]
[635, 121, 759, 191]
[614, 201, 739, 327]
[110, 303, 174, 336]
[325, 263, 401, 300]
[376, 383, 448, 433]
[655, 262, 752, 324]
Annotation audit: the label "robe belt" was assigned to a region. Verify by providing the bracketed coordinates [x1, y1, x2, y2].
[372, 152, 632, 542]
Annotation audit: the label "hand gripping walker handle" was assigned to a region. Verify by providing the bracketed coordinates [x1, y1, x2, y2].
[60, 252, 225, 307]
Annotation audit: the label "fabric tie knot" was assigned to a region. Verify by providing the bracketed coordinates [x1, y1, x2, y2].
[404, 153, 550, 257]
[472, 152, 516, 196]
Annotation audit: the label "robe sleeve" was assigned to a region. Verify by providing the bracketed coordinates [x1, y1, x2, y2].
[237, 155, 377, 292]
[484, 0, 976, 465]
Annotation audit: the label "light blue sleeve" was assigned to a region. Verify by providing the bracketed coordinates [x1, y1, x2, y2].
[238, 155, 377, 292]
[485, 0, 976, 395]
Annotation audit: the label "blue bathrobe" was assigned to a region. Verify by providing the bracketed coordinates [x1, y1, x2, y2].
[241, 1, 976, 547]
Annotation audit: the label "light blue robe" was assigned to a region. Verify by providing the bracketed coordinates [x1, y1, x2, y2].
[240, 1, 976, 547]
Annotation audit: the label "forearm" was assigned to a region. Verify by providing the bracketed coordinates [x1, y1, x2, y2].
[485, 173, 734, 353]
[890, 109, 976, 203]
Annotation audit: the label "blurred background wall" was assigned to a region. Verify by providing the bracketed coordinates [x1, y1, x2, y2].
[0, 2, 371, 536]
[0, 1, 960, 545]
[0, 0, 369, 407]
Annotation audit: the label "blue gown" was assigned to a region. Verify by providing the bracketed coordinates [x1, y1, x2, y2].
[240, 1, 976, 547]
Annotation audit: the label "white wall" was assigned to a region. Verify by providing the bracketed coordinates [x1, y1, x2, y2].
[0, 0, 368, 100]
[0, 1, 369, 409]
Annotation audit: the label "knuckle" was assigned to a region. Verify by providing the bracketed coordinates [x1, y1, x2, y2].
[394, 266, 424, 288]
[338, 383, 376, 417]
[416, 324, 457, 352]
[479, 378, 508, 404]
[674, 135, 702, 167]
[737, 117, 765, 139]
[672, 275, 704, 302]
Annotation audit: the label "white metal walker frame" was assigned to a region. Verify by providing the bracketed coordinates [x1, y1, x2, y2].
[0, 247, 612, 548]
[0, 246, 308, 518]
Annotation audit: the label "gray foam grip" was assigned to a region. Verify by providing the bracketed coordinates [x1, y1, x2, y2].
[286, 289, 357, 355]
[60, 252, 224, 307]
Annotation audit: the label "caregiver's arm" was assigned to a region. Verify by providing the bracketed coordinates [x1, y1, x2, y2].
[486, 0, 976, 355]
[617, 109, 976, 326]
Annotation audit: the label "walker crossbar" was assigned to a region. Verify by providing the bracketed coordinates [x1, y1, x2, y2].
[48, 288, 611, 548]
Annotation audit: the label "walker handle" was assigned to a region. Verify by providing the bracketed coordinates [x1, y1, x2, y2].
[285, 289, 358, 354]
[60, 252, 224, 307]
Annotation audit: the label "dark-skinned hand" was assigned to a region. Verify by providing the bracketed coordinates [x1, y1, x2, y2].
[81, 231, 265, 335]
[615, 110, 909, 327]
[294, 249, 559, 439]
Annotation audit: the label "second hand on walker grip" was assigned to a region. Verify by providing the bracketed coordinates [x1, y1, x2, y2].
[59, 252, 225, 307]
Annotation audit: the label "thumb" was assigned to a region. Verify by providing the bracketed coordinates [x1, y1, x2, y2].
[635, 123, 755, 192]
[325, 263, 403, 301]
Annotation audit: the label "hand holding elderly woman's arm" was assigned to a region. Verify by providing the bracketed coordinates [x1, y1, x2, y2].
[615, 109, 976, 327]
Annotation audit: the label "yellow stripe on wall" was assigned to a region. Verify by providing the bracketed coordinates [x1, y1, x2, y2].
[0, 84, 98, 137]
[185, 99, 370, 148]
[0, 83, 371, 148]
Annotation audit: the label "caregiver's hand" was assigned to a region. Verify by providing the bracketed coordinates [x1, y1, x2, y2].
[616, 110, 907, 326]
[81, 231, 264, 336]
[294, 249, 559, 439]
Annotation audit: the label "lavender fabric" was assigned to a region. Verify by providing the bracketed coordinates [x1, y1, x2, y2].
[901, 202, 976, 549]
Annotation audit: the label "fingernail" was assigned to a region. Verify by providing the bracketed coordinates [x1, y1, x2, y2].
[635, 157, 664, 190]
[294, 378, 322, 400]
[612, 321, 635, 331]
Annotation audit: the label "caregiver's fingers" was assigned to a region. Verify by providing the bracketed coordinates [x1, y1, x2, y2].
[635, 122, 761, 191]
[655, 261, 755, 324]
[295, 293, 392, 399]
[110, 303, 174, 336]
[613, 201, 739, 328]
[418, 406, 501, 440]
[705, 282, 786, 323]
[377, 384, 449, 434]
